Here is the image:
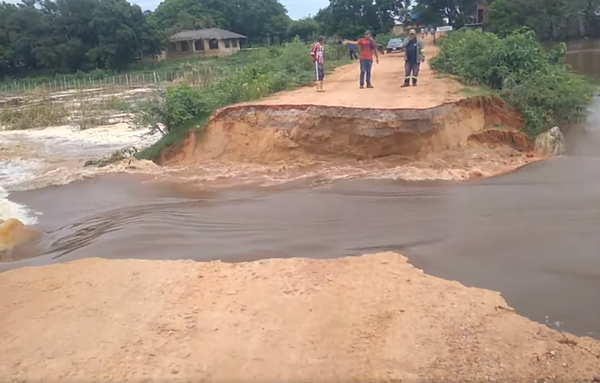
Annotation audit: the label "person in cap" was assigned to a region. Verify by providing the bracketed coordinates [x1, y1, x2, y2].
[401, 29, 425, 87]
[343, 30, 379, 89]
[311, 36, 326, 92]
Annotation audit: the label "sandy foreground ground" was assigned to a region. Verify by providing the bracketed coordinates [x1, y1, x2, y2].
[253, 41, 465, 109]
[1, 252, 599, 382]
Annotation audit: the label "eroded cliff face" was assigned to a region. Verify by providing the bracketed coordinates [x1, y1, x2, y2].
[158, 95, 529, 166]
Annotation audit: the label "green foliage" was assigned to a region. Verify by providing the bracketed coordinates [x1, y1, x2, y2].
[136, 116, 207, 161]
[315, 0, 410, 38]
[149, 0, 291, 45]
[485, 0, 600, 39]
[0, 0, 162, 77]
[410, 0, 477, 28]
[374, 33, 393, 48]
[136, 39, 350, 160]
[410, 1, 445, 26]
[430, 29, 596, 135]
[287, 18, 321, 42]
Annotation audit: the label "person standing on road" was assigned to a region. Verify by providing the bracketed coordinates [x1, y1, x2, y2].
[348, 43, 358, 60]
[311, 36, 326, 92]
[401, 29, 425, 87]
[343, 30, 379, 89]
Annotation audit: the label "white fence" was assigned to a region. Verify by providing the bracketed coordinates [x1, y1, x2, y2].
[0, 68, 239, 95]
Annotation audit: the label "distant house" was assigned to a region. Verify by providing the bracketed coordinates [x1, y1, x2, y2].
[166, 28, 247, 59]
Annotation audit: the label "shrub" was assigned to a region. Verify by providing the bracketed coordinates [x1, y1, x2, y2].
[430, 29, 596, 135]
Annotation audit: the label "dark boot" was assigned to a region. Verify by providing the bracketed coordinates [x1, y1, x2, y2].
[412, 79, 418, 86]
[366, 84, 374, 88]
[401, 82, 410, 88]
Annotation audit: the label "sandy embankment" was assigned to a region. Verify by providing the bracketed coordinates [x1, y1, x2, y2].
[159, 42, 542, 180]
[1, 252, 599, 381]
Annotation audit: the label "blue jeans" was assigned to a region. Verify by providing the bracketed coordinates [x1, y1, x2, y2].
[359, 59, 373, 86]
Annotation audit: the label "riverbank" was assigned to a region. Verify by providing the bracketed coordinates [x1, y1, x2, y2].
[1, 252, 599, 381]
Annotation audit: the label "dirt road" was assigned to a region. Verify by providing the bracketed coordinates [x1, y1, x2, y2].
[256, 42, 465, 109]
[1, 253, 599, 382]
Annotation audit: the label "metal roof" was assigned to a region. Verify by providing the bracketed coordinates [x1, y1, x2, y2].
[169, 28, 247, 42]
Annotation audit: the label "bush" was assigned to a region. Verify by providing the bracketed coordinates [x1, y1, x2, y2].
[375, 33, 392, 49]
[430, 29, 596, 135]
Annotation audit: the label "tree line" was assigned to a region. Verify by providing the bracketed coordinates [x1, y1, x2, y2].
[0, 0, 321, 79]
[409, 0, 600, 39]
[2, 0, 600, 79]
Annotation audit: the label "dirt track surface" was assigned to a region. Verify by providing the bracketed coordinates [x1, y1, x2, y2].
[254, 42, 465, 109]
[1, 253, 599, 382]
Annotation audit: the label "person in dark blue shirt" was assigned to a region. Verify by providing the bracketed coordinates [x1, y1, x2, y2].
[401, 29, 425, 87]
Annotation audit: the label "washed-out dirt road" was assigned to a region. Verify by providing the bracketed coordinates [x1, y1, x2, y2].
[165, 40, 541, 180]
[2, 40, 595, 383]
[256, 41, 465, 109]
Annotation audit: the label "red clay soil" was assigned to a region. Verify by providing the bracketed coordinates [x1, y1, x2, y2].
[1, 253, 599, 382]
[251, 42, 465, 109]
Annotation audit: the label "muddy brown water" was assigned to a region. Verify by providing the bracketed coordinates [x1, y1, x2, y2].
[3, 42, 600, 339]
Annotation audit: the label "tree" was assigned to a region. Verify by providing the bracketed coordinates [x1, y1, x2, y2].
[149, 0, 289, 44]
[413, 0, 478, 28]
[287, 18, 320, 42]
[485, 0, 600, 38]
[148, 0, 226, 33]
[0, 0, 162, 77]
[314, 0, 410, 38]
[410, 1, 444, 26]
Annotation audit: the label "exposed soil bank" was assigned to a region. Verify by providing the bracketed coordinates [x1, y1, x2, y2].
[158, 95, 539, 180]
[1, 252, 598, 382]
[161, 95, 524, 164]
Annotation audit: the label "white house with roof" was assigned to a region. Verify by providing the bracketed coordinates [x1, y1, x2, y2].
[166, 28, 247, 59]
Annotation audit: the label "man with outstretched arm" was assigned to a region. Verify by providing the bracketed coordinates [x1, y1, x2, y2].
[343, 30, 379, 89]
[311, 36, 326, 92]
[401, 29, 425, 87]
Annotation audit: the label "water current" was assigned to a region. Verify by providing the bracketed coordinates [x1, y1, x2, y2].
[1, 40, 600, 339]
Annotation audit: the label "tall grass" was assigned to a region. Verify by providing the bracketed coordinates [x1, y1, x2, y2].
[430, 29, 596, 136]
[0, 102, 68, 130]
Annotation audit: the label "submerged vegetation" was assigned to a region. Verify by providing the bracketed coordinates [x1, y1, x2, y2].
[430, 29, 597, 136]
[135, 38, 349, 160]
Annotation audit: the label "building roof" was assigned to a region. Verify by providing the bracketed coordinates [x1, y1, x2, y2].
[169, 28, 247, 42]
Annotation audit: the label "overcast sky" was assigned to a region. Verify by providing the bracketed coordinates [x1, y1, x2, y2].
[281, 0, 328, 19]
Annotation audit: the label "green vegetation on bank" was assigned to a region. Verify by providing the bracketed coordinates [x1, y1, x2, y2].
[430, 29, 597, 136]
[135, 39, 349, 161]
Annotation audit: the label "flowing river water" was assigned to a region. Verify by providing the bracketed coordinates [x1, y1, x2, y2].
[2, 40, 600, 339]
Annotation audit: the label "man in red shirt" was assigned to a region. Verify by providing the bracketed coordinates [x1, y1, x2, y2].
[344, 30, 379, 89]
[311, 36, 325, 92]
